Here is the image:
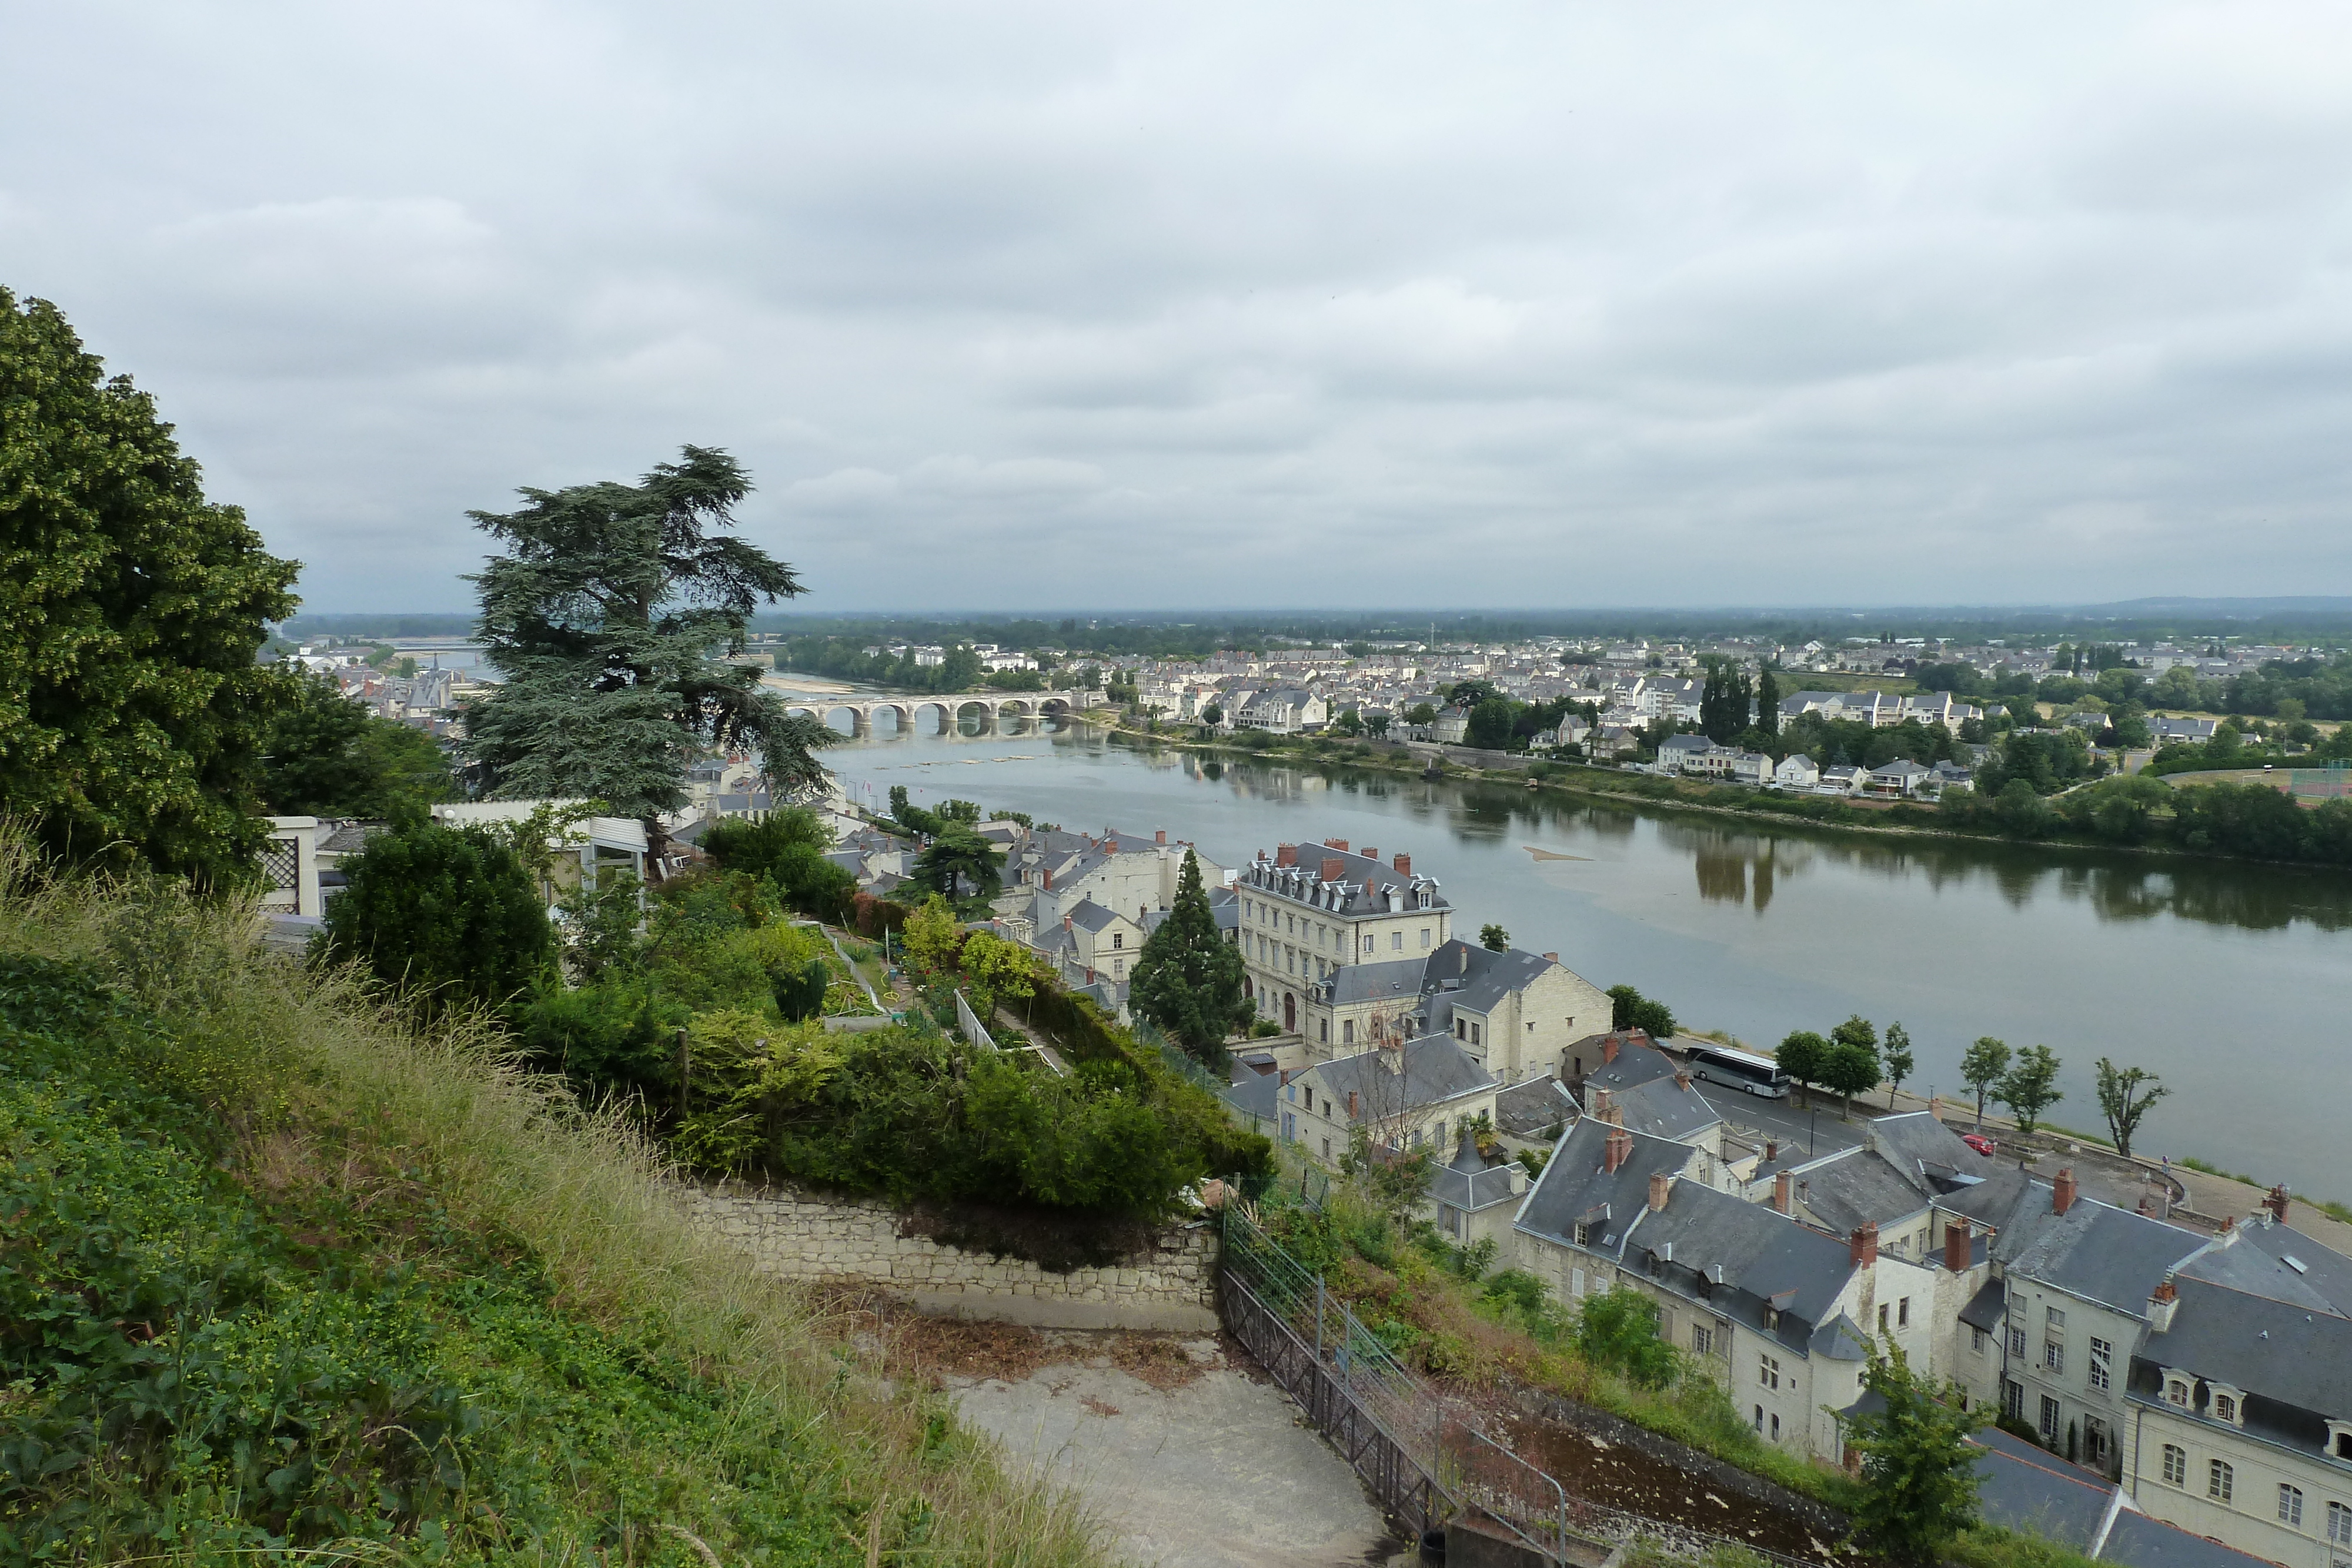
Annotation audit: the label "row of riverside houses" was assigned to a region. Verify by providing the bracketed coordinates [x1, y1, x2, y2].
[1196, 832, 2352, 1568]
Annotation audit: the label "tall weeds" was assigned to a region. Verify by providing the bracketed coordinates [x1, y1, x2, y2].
[0, 837, 1113, 1566]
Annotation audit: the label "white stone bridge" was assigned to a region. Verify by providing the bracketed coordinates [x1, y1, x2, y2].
[766, 685, 1104, 735]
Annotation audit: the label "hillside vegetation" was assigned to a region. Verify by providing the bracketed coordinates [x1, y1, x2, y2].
[0, 842, 1108, 1567]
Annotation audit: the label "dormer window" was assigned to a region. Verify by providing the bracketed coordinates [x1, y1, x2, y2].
[2326, 1419, 2352, 1460]
[2165, 1376, 2192, 1409]
[2212, 1392, 2239, 1425]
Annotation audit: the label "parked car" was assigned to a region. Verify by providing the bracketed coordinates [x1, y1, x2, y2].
[1962, 1132, 1997, 1157]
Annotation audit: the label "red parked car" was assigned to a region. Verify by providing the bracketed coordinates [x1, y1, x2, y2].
[1962, 1132, 1997, 1157]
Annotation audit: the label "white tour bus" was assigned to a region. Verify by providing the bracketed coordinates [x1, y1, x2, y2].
[1686, 1044, 1791, 1099]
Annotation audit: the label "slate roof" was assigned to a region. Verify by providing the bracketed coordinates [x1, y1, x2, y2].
[2101, 1510, 2274, 1568]
[1428, 1136, 1523, 1212]
[1515, 1119, 1696, 1257]
[1626, 1180, 1865, 1348]
[1788, 1147, 1936, 1234]
[1431, 940, 1563, 1016]
[1575, 1033, 1679, 1094]
[1064, 898, 1133, 935]
[1959, 1277, 2009, 1332]
[1302, 1034, 1497, 1124]
[1241, 844, 1449, 917]
[2131, 1277, 2352, 1446]
[1223, 1069, 1279, 1126]
[1990, 1187, 2205, 1316]
[1867, 1110, 1996, 1189]
[1967, 1430, 2113, 1551]
[1494, 1075, 1578, 1139]
[1612, 1075, 1722, 1143]
[2179, 1216, 2352, 1317]
[1318, 957, 1431, 1007]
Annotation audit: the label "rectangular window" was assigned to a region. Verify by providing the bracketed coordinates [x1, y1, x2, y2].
[1770, 1413, 1781, 1440]
[1111, 932, 1123, 950]
[1321, 1138, 1331, 1161]
[2039, 1395, 2060, 1442]
[2089, 1338, 2112, 1392]
[1421, 928, 1432, 948]
[1899, 1298, 1910, 1328]
[2207, 1460, 2233, 1503]
[1319, 1019, 1328, 1044]
[1571, 1268, 1586, 1298]
[1754, 1405, 1764, 1431]
[1391, 931, 1402, 951]
[2085, 1417, 2108, 1468]
[1342, 1019, 1355, 1046]
[1759, 1356, 1781, 1390]
[2046, 1305, 2066, 1328]
[2003, 1381, 2024, 1420]
[1456, 1019, 1465, 1040]
[2161, 1445, 2186, 1487]
[2328, 1500, 2352, 1546]
[1471, 1022, 1481, 1046]
[1972, 1328, 1988, 1355]
[2044, 1341, 2064, 1373]
[2280, 1486, 2303, 1528]
[1112, 957, 1123, 979]
[2010, 1326, 2027, 1358]
[1692, 1325, 1713, 1356]
[2213, 1393, 2237, 1423]
[1362, 935, 1374, 954]
[1879, 1303, 1890, 1333]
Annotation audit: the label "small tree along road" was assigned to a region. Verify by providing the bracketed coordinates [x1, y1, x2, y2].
[1776, 1030, 1829, 1109]
[1882, 1021, 1915, 1111]
[2094, 1058, 2169, 1159]
[462, 447, 836, 868]
[1996, 1044, 2064, 1137]
[1960, 1037, 2011, 1129]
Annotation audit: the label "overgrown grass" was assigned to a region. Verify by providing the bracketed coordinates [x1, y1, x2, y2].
[0, 843, 1111, 1566]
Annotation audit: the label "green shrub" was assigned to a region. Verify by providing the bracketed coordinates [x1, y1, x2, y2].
[319, 818, 556, 1017]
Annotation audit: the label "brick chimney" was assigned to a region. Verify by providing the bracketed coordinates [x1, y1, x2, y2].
[1041, 868, 1052, 890]
[1605, 1127, 1634, 1173]
[1084, 966, 1095, 984]
[2053, 1168, 2079, 1216]
[1155, 828, 1166, 845]
[2148, 1279, 2179, 1332]
[1765, 1139, 1779, 1163]
[1322, 857, 1345, 881]
[1275, 843, 1298, 867]
[1772, 1170, 1792, 1213]
[1648, 1172, 1671, 1212]
[1347, 1089, 1359, 1120]
[1849, 1222, 1879, 1267]
[2266, 1184, 2291, 1223]
[1591, 1088, 1614, 1120]
[1674, 1070, 1692, 1092]
[1944, 1217, 1972, 1272]
[1392, 852, 1411, 875]
[1324, 838, 1349, 851]
[1362, 847, 1377, 862]
[1928, 1094, 1945, 1123]
[1279, 1068, 1291, 1086]
[1602, 1033, 1622, 1065]
[1063, 914, 1073, 932]
[1544, 952, 1559, 962]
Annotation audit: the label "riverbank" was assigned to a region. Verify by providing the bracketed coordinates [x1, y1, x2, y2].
[1102, 718, 2337, 871]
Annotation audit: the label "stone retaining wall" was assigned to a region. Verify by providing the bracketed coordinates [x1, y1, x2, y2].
[683, 1182, 1220, 1332]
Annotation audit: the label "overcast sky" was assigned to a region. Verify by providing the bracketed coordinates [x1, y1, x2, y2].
[7, 4, 2351, 613]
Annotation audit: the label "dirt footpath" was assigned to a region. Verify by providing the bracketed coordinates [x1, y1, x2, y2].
[908, 1318, 1416, 1568]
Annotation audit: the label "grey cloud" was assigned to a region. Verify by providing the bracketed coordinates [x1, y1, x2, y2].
[3, 0, 2349, 609]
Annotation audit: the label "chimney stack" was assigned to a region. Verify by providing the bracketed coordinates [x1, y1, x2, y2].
[2266, 1184, 2291, 1224]
[1605, 1127, 1634, 1174]
[1648, 1172, 1671, 1212]
[1362, 847, 1377, 863]
[1765, 1139, 1779, 1163]
[1602, 1034, 1622, 1065]
[1322, 857, 1345, 881]
[1544, 952, 1559, 962]
[1347, 1089, 1359, 1121]
[1772, 1170, 1792, 1213]
[1944, 1217, 1972, 1272]
[1279, 1068, 1291, 1086]
[1042, 869, 1052, 890]
[1392, 852, 1411, 875]
[1849, 1222, 1879, 1267]
[1275, 843, 1298, 867]
[2148, 1279, 2179, 1332]
[1928, 1094, 1946, 1123]
[1085, 966, 1095, 984]
[1156, 828, 1167, 845]
[1064, 914, 1073, 932]
[1324, 838, 1349, 851]
[2053, 1168, 2079, 1216]
[1675, 1070, 1692, 1092]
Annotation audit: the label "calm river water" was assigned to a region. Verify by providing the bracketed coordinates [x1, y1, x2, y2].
[801, 703, 2352, 1200]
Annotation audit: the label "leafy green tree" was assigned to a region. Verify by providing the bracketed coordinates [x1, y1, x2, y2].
[1130, 849, 1251, 1068]
[261, 673, 458, 819]
[1479, 922, 1511, 952]
[1405, 703, 1438, 726]
[1332, 707, 1363, 736]
[1575, 1287, 1680, 1389]
[1841, 1340, 1986, 1564]
[1822, 1039, 1883, 1121]
[1830, 1014, 1877, 1054]
[461, 446, 834, 854]
[1606, 984, 1676, 1038]
[1201, 703, 1224, 727]
[772, 957, 831, 1022]
[1996, 1044, 2064, 1136]
[2094, 1058, 2168, 1159]
[1776, 1030, 1829, 1108]
[1881, 1021, 1915, 1110]
[556, 870, 644, 982]
[320, 819, 557, 1017]
[1756, 667, 1780, 737]
[909, 823, 1004, 910]
[1367, 714, 1391, 738]
[1960, 1037, 2010, 1128]
[0, 287, 300, 887]
[958, 930, 1045, 1021]
[1465, 697, 1517, 750]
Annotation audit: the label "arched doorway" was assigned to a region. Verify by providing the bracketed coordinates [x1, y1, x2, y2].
[1283, 992, 1296, 1033]
[1243, 976, 1254, 1001]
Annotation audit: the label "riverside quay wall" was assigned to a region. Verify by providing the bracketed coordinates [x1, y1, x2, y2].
[682, 1182, 1221, 1332]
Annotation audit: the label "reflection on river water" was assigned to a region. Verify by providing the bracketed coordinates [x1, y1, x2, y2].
[803, 704, 2352, 1197]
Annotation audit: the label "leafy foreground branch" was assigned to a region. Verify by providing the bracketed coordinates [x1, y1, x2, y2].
[0, 848, 1109, 1566]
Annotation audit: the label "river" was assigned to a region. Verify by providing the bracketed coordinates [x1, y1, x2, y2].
[794, 697, 2352, 1201]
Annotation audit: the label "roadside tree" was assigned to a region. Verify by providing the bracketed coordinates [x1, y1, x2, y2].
[1882, 1021, 1915, 1111]
[1479, 923, 1511, 952]
[1821, 1039, 1883, 1121]
[1960, 1037, 2011, 1128]
[0, 287, 300, 888]
[1996, 1045, 2064, 1136]
[1776, 1031, 1829, 1108]
[2094, 1058, 2169, 1159]
[1606, 984, 1676, 1038]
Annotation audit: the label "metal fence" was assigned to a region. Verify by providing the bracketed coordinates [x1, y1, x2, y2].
[1221, 1208, 1582, 1563]
[953, 989, 997, 1052]
[1220, 1207, 1826, 1568]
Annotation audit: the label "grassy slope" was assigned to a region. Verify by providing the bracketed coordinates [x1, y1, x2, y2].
[0, 847, 1109, 1567]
